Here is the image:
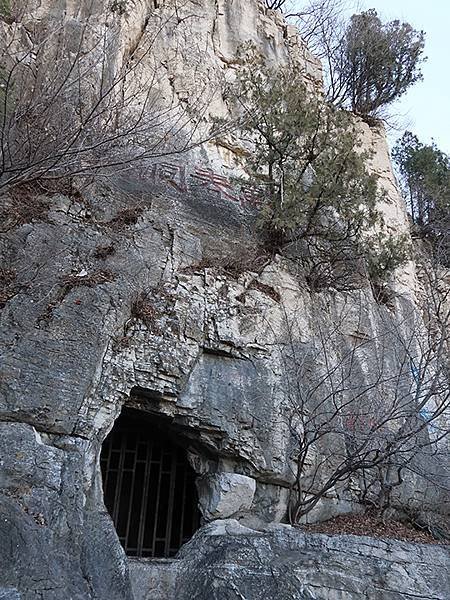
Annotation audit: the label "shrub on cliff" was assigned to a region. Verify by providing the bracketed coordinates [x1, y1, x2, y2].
[278, 291, 450, 524]
[393, 132, 450, 266]
[227, 45, 408, 289]
[231, 45, 379, 240]
[334, 10, 425, 118]
[264, 3, 425, 120]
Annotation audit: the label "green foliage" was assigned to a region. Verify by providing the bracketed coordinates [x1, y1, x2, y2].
[233, 45, 380, 243]
[110, 0, 127, 15]
[344, 11, 425, 116]
[393, 132, 450, 265]
[329, 10, 425, 118]
[365, 232, 411, 282]
[393, 132, 450, 225]
[228, 45, 409, 288]
[0, 0, 11, 18]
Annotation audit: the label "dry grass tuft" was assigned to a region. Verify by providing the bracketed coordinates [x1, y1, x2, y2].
[301, 513, 448, 545]
[41, 269, 116, 322]
[0, 268, 17, 309]
[130, 291, 160, 332]
[94, 244, 116, 260]
[107, 206, 144, 230]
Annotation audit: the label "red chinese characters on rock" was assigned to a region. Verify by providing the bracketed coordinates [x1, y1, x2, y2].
[148, 162, 264, 208]
[150, 162, 188, 193]
[239, 184, 264, 207]
[191, 168, 239, 202]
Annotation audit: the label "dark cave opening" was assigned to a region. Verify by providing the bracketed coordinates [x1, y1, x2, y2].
[100, 408, 200, 558]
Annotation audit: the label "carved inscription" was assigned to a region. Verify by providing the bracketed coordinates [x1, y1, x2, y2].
[147, 161, 264, 207]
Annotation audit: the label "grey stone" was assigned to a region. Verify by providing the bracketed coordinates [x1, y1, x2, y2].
[129, 559, 178, 600]
[197, 473, 257, 520]
[129, 520, 450, 600]
[0, 591, 22, 600]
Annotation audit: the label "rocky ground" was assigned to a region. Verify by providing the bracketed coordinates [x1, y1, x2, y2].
[129, 519, 450, 600]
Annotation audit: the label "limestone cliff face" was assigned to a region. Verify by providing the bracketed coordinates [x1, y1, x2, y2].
[0, 1, 449, 599]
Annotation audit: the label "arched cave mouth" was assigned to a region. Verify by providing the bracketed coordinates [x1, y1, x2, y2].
[100, 407, 200, 558]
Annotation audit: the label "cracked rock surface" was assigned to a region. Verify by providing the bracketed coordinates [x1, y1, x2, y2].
[0, 1, 449, 599]
[129, 520, 450, 600]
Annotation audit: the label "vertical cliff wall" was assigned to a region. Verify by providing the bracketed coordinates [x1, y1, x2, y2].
[0, 1, 448, 599]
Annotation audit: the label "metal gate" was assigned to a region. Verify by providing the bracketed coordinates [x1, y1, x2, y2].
[100, 411, 200, 558]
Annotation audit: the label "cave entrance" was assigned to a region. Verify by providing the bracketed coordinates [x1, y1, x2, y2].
[100, 408, 200, 558]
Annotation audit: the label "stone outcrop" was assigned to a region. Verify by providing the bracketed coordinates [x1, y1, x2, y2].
[197, 473, 257, 520]
[130, 520, 450, 600]
[0, 1, 449, 599]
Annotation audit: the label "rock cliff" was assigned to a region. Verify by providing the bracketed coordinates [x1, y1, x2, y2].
[0, 1, 448, 599]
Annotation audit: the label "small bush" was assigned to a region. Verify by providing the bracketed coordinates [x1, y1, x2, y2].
[128, 287, 179, 336]
[61, 270, 115, 292]
[130, 292, 159, 332]
[107, 206, 144, 230]
[1, 183, 50, 229]
[393, 132, 450, 266]
[185, 246, 270, 278]
[365, 232, 411, 282]
[340, 10, 425, 117]
[364, 232, 411, 307]
[1, 178, 83, 231]
[0, 0, 11, 19]
[94, 244, 116, 260]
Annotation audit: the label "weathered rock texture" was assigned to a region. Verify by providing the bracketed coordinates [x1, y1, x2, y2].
[0, 1, 449, 599]
[197, 473, 257, 520]
[129, 520, 450, 600]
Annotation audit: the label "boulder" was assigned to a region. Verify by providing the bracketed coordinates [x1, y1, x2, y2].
[197, 473, 257, 520]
